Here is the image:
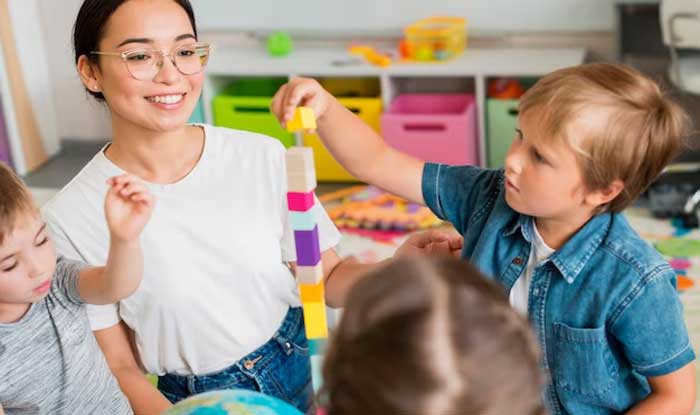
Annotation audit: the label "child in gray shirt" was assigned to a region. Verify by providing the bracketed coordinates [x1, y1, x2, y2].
[0, 164, 154, 414]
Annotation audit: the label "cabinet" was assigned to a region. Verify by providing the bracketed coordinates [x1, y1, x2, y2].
[201, 46, 586, 177]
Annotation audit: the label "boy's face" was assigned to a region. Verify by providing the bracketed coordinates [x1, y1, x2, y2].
[503, 111, 595, 221]
[0, 213, 56, 320]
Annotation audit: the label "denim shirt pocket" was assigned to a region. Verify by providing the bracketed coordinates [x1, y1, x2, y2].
[553, 322, 619, 402]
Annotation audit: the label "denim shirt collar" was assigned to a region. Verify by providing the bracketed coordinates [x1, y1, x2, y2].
[503, 212, 613, 284]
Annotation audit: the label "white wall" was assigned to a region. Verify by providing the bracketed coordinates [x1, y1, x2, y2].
[192, 0, 615, 33]
[38, 0, 111, 142]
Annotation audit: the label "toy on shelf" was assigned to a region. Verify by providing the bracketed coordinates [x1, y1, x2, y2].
[284, 110, 328, 395]
[266, 31, 293, 57]
[399, 16, 466, 62]
[488, 78, 526, 99]
[323, 185, 443, 232]
[348, 44, 392, 68]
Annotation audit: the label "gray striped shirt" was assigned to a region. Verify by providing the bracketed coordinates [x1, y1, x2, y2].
[0, 257, 132, 415]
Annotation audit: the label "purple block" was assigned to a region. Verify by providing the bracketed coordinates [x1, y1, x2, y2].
[294, 225, 321, 266]
[0, 96, 12, 167]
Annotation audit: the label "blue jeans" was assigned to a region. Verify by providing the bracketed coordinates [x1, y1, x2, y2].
[157, 307, 312, 413]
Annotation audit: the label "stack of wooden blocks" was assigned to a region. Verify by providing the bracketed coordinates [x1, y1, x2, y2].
[285, 107, 327, 393]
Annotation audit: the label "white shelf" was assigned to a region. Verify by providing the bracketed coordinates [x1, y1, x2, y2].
[203, 45, 586, 167]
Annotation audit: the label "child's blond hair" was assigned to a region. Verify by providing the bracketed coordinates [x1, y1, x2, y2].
[0, 163, 36, 244]
[519, 62, 691, 213]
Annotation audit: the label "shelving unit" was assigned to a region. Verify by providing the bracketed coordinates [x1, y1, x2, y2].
[202, 45, 586, 169]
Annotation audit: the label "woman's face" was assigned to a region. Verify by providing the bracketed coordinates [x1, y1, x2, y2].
[90, 0, 204, 133]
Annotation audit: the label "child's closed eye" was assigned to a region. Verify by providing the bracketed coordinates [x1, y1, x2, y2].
[1, 261, 17, 272]
[35, 237, 48, 247]
[530, 148, 546, 163]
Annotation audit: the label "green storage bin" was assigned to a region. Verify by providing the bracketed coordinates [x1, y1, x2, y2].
[486, 99, 519, 168]
[212, 78, 294, 148]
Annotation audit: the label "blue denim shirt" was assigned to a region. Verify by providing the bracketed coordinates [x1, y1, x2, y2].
[423, 164, 695, 415]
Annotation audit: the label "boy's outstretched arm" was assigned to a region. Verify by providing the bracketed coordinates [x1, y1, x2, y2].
[271, 78, 426, 205]
[78, 175, 154, 305]
[626, 362, 696, 415]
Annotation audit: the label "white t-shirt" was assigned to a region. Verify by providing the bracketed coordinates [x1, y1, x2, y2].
[509, 222, 555, 315]
[42, 125, 341, 376]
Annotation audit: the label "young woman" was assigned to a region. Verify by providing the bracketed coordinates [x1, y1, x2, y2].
[43, 1, 462, 413]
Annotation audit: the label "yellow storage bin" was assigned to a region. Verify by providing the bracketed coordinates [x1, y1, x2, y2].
[303, 97, 381, 182]
[303, 78, 382, 182]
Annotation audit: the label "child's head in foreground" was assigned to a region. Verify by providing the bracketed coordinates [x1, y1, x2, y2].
[321, 256, 545, 415]
[504, 62, 690, 220]
[0, 163, 56, 317]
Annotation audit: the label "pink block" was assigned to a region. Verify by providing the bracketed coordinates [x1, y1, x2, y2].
[287, 191, 315, 211]
[381, 94, 478, 166]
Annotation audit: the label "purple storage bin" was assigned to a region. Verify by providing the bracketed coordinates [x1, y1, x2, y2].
[381, 94, 478, 166]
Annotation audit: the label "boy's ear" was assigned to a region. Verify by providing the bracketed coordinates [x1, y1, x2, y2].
[586, 179, 624, 207]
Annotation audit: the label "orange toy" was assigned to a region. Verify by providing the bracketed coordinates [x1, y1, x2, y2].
[348, 45, 392, 68]
[677, 275, 695, 291]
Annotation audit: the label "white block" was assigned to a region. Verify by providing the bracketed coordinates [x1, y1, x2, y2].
[287, 170, 316, 193]
[285, 147, 314, 172]
[296, 262, 323, 284]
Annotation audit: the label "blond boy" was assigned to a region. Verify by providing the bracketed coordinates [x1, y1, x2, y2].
[271, 63, 696, 414]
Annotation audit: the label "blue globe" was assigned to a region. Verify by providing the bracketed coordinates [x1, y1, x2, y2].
[163, 389, 304, 415]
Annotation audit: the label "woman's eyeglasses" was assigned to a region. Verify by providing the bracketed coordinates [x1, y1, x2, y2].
[90, 43, 211, 81]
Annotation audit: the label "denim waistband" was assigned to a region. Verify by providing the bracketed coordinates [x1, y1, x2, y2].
[160, 306, 304, 388]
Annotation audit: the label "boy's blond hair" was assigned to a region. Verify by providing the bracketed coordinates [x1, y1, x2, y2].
[0, 163, 36, 244]
[519, 62, 691, 213]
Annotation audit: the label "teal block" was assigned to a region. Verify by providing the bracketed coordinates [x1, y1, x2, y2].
[310, 354, 324, 393]
[308, 338, 327, 356]
[290, 205, 318, 231]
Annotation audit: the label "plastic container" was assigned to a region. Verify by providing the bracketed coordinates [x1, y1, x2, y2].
[403, 17, 466, 61]
[212, 78, 294, 148]
[381, 94, 478, 166]
[486, 99, 519, 168]
[303, 78, 382, 181]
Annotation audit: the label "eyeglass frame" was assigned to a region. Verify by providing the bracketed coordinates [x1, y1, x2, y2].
[89, 42, 212, 80]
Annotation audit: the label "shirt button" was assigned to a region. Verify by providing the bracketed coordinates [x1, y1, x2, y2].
[512, 257, 523, 265]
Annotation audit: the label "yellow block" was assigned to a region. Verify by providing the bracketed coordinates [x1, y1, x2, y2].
[286, 107, 317, 132]
[300, 281, 325, 303]
[302, 302, 328, 339]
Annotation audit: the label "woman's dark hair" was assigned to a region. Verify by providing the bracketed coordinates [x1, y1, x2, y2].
[321, 256, 545, 415]
[72, 0, 197, 100]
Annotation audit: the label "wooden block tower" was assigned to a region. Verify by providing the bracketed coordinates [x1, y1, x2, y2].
[285, 107, 327, 393]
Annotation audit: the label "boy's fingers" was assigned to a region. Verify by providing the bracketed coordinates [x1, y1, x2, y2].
[270, 83, 288, 122]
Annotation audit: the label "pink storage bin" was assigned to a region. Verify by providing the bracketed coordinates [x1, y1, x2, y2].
[381, 94, 478, 165]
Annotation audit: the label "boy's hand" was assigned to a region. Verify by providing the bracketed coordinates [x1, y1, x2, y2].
[104, 175, 154, 242]
[271, 77, 334, 126]
[394, 228, 464, 258]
